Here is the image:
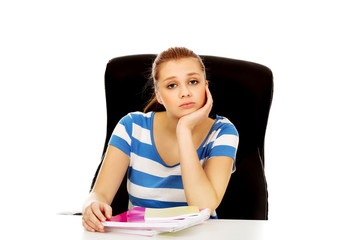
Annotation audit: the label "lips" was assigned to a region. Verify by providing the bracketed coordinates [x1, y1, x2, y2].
[179, 102, 195, 108]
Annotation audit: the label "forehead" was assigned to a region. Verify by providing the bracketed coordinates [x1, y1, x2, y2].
[158, 58, 204, 81]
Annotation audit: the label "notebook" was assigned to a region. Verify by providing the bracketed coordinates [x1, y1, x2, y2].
[102, 206, 210, 236]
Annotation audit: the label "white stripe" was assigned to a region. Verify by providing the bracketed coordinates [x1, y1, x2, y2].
[212, 134, 239, 148]
[202, 129, 221, 147]
[127, 181, 186, 203]
[132, 111, 153, 118]
[113, 123, 131, 146]
[130, 153, 181, 178]
[218, 118, 232, 124]
[132, 123, 152, 145]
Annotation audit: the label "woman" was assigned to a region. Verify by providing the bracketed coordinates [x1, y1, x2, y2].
[82, 47, 239, 232]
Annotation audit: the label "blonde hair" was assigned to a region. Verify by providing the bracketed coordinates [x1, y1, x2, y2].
[143, 47, 205, 112]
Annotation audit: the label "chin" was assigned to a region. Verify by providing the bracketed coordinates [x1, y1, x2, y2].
[166, 106, 201, 119]
[179, 108, 199, 117]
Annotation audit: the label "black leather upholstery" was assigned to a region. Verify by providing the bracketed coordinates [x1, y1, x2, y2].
[90, 54, 273, 219]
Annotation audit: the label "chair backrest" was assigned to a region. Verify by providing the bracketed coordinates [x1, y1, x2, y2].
[90, 54, 273, 219]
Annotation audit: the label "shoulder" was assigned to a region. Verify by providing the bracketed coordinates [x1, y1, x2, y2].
[112, 112, 154, 146]
[212, 115, 239, 137]
[203, 116, 239, 164]
[119, 111, 154, 125]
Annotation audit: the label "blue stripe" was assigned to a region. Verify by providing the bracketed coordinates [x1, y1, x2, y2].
[130, 138, 165, 166]
[131, 138, 179, 167]
[109, 135, 130, 156]
[128, 167, 184, 189]
[217, 127, 239, 137]
[129, 194, 188, 209]
[210, 145, 237, 159]
[119, 114, 134, 132]
[130, 112, 153, 124]
[131, 138, 153, 150]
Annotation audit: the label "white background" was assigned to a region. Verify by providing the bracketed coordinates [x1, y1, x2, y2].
[1, 0, 359, 239]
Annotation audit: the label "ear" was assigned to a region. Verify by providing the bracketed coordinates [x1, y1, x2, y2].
[205, 80, 209, 87]
[155, 90, 163, 105]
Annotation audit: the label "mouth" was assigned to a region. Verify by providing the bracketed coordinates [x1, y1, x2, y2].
[179, 102, 196, 108]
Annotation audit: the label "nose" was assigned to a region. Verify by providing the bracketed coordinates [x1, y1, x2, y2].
[179, 85, 191, 98]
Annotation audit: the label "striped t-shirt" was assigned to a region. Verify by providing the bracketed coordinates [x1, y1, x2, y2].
[109, 111, 239, 216]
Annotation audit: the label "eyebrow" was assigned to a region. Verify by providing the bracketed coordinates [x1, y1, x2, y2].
[163, 72, 201, 82]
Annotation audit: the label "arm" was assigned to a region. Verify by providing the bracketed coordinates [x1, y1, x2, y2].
[176, 86, 234, 212]
[177, 130, 233, 212]
[82, 145, 130, 232]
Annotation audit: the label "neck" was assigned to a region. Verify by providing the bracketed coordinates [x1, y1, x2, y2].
[162, 112, 180, 134]
[158, 111, 212, 135]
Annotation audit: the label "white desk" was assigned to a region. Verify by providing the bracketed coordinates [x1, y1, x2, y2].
[7, 214, 359, 239]
[34, 215, 267, 240]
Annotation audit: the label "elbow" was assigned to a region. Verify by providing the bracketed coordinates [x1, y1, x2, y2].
[205, 202, 219, 215]
[192, 198, 221, 215]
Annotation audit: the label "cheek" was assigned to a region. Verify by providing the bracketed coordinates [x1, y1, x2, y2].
[200, 89, 207, 105]
[159, 94, 174, 107]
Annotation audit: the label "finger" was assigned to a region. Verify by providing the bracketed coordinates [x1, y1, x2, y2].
[85, 206, 105, 232]
[202, 86, 213, 114]
[205, 85, 213, 104]
[102, 204, 113, 220]
[92, 202, 107, 222]
[90, 212, 105, 232]
[88, 216, 105, 232]
[85, 211, 103, 232]
[83, 207, 98, 230]
[82, 217, 96, 232]
[84, 218, 105, 233]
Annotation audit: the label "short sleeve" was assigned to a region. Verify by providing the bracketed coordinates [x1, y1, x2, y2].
[108, 113, 133, 157]
[208, 122, 239, 172]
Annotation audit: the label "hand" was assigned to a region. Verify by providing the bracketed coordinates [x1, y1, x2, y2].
[177, 85, 213, 134]
[82, 201, 112, 232]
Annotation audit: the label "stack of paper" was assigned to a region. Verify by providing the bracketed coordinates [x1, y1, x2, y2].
[102, 206, 210, 236]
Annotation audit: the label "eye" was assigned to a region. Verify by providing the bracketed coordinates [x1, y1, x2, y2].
[189, 79, 199, 85]
[167, 83, 177, 89]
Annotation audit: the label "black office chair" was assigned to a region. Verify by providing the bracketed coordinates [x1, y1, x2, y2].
[90, 54, 273, 220]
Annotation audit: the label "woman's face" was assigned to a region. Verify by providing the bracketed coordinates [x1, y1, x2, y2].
[155, 57, 207, 119]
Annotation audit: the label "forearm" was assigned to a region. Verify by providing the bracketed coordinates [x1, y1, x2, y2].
[83, 145, 129, 212]
[177, 129, 219, 212]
